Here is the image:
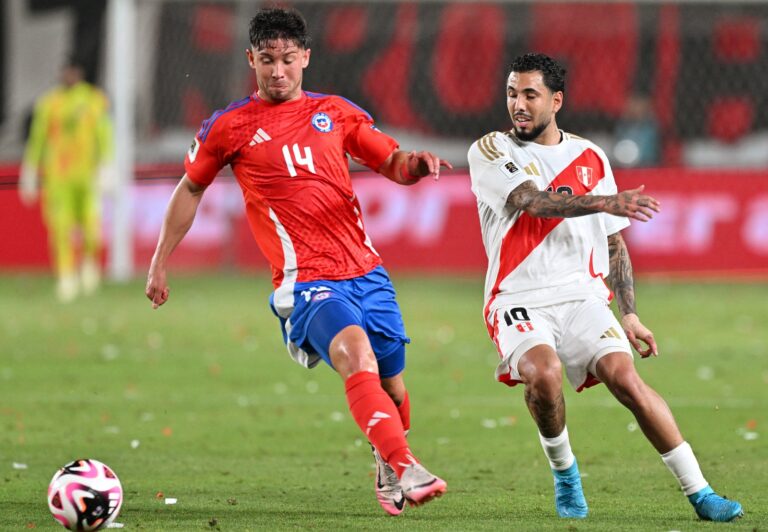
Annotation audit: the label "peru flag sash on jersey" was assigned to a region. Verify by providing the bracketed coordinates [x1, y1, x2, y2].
[484, 148, 606, 336]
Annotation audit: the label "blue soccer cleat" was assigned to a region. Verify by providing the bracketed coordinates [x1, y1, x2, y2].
[688, 485, 743, 522]
[552, 460, 589, 518]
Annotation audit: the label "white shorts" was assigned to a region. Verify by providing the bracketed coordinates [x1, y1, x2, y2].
[491, 296, 632, 391]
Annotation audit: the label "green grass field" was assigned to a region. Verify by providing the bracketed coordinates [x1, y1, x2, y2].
[1, 274, 766, 530]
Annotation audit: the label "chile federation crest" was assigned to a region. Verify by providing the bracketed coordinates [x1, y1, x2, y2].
[311, 112, 333, 133]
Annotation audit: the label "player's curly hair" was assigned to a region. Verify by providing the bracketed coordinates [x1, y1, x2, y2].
[249, 7, 311, 50]
[510, 53, 566, 94]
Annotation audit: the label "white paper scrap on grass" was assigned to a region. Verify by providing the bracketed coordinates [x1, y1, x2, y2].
[165, 498, 178, 505]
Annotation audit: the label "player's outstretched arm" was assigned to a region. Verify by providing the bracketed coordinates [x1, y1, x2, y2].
[145, 175, 206, 309]
[607, 232, 658, 357]
[378, 149, 453, 185]
[507, 182, 660, 221]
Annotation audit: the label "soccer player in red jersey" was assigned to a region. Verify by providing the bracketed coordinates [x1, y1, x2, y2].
[145, 7, 450, 514]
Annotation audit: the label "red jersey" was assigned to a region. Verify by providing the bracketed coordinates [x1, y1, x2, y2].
[185, 91, 399, 288]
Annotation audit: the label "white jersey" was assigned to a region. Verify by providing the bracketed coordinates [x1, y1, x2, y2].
[467, 130, 630, 335]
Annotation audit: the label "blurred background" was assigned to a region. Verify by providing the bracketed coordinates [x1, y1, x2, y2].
[1, 4, 766, 528]
[1, 0, 767, 280]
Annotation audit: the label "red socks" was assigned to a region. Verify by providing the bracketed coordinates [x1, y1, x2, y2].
[397, 391, 411, 432]
[345, 371, 416, 477]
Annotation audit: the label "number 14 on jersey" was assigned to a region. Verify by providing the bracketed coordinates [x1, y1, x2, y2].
[282, 144, 315, 177]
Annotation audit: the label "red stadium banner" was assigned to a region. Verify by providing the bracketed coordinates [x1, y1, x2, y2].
[616, 169, 768, 277]
[1, 169, 767, 277]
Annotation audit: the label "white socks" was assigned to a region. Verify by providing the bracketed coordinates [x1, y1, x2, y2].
[540, 431, 708, 495]
[539, 427, 575, 471]
[661, 441, 708, 496]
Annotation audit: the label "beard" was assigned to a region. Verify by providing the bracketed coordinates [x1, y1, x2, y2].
[513, 118, 550, 142]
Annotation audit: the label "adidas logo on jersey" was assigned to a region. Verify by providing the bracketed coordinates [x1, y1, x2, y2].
[523, 162, 540, 176]
[249, 128, 272, 146]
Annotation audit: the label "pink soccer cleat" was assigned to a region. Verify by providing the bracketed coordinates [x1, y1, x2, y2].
[400, 463, 447, 506]
[372, 447, 406, 516]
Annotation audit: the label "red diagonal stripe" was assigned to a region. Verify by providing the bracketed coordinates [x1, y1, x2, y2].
[484, 148, 606, 336]
[588, 248, 614, 302]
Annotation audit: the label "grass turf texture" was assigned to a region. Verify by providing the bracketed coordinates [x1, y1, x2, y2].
[0, 274, 766, 530]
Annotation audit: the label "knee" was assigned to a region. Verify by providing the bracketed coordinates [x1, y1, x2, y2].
[334, 347, 378, 376]
[329, 326, 378, 378]
[607, 370, 648, 409]
[521, 358, 563, 402]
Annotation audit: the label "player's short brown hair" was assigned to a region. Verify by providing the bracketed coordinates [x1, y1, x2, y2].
[249, 7, 311, 50]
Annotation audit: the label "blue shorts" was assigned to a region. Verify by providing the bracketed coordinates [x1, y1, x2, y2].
[269, 266, 410, 378]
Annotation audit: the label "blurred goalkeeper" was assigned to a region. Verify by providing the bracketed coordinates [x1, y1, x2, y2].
[468, 53, 742, 522]
[20, 57, 114, 302]
[146, 7, 449, 514]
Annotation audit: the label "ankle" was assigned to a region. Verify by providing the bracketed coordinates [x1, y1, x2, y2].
[688, 485, 713, 505]
[553, 459, 579, 477]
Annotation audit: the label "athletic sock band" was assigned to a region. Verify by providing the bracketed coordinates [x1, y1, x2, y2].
[661, 441, 708, 496]
[539, 426, 576, 471]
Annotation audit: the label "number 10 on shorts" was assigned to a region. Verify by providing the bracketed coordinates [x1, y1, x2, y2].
[504, 307, 535, 332]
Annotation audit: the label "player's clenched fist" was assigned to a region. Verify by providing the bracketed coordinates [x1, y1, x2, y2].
[145, 267, 170, 309]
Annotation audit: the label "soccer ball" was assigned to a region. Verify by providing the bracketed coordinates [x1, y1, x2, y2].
[47, 459, 123, 531]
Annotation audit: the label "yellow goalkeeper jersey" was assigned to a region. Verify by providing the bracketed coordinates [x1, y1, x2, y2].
[23, 81, 113, 183]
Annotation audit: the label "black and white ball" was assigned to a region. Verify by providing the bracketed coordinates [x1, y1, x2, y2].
[47, 459, 123, 531]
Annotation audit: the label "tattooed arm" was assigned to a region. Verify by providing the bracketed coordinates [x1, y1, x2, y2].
[506, 181, 660, 221]
[607, 231, 658, 357]
[607, 232, 636, 317]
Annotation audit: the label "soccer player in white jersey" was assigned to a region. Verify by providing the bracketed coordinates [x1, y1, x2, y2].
[467, 53, 742, 522]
